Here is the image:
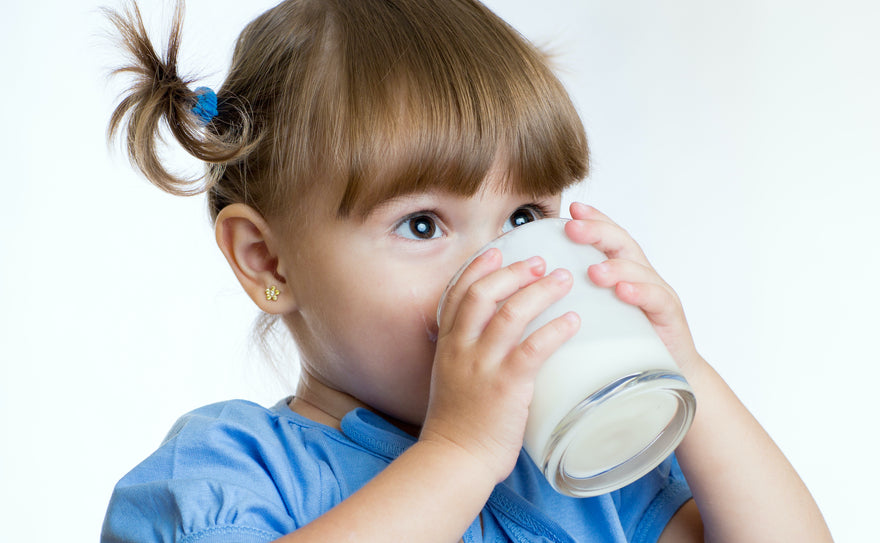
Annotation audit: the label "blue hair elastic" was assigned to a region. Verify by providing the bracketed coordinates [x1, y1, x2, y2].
[192, 86, 218, 125]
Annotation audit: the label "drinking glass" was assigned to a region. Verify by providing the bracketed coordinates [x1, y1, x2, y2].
[438, 218, 696, 497]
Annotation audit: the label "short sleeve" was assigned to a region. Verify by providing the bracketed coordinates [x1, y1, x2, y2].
[100, 402, 303, 543]
[101, 479, 287, 543]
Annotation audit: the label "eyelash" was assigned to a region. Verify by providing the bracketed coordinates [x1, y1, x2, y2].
[393, 203, 552, 241]
[525, 202, 553, 219]
[395, 210, 444, 241]
[503, 203, 550, 232]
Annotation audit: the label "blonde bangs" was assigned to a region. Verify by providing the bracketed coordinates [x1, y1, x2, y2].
[329, 0, 589, 218]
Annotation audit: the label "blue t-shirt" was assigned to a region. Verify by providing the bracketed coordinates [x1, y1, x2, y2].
[101, 399, 691, 542]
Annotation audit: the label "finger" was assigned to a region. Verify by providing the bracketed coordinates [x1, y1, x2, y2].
[614, 281, 683, 329]
[506, 310, 581, 378]
[587, 258, 666, 290]
[477, 268, 575, 360]
[440, 255, 548, 340]
[569, 201, 616, 224]
[564, 212, 651, 267]
[438, 248, 503, 335]
[615, 281, 700, 365]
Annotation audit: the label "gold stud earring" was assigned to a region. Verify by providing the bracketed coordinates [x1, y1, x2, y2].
[265, 286, 280, 301]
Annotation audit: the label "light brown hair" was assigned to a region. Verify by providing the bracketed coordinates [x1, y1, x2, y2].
[105, 0, 589, 228]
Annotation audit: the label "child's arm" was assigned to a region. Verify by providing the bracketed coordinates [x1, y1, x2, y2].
[274, 251, 580, 542]
[662, 353, 831, 542]
[567, 202, 833, 542]
[273, 438, 499, 541]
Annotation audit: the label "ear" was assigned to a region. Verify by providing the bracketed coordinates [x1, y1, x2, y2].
[214, 203, 296, 314]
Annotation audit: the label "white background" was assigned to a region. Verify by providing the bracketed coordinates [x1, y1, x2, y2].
[1, 0, 876, 540]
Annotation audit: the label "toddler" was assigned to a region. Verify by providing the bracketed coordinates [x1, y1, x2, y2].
[101, 1, 832, 541]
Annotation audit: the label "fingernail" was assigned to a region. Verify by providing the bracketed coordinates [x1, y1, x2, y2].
[550, 268, 571, 282]
[478, 247, 499, 261]
[590, 262, 608, 274]
[526, 255, 544, 269]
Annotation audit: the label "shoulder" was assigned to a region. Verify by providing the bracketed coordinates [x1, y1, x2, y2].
[137, 399, 354, 488]
[101, 399, 359, 543]
[159, 398, 323, 448]
[163, 398, 319, 439]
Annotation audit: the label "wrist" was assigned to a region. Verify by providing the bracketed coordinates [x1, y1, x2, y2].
[674, 348, 712, 384]
[417, 428, 511, 488]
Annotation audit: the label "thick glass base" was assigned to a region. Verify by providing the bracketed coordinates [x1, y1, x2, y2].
[541, 370, 696, 498]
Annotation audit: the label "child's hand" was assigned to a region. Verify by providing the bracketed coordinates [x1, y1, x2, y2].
[420, 248, 580, 484]
[565, 203, 835, 542]
[564, 202, 703, 373]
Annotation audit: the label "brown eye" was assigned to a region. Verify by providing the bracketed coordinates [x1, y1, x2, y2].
[395, 214, 441, 240]
[504, 206, 541, 232]
[410, 216, 436, 238]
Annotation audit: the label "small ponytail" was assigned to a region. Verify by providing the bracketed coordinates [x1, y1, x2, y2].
[104, 0, 253, 196]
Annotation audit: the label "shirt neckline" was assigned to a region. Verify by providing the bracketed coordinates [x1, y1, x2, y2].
[272, 397, 416, 459]
[271, 397, 574, 542]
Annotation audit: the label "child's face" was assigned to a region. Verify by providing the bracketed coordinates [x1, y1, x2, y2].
[281, 170, 562, 426]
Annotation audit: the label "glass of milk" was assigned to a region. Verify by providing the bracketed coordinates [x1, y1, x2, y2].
[438, 218, 696, 497]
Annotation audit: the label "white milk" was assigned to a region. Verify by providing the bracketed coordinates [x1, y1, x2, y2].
[524, 338, 677, 467]
[524, 339, 692, 494]
[440, 218, 696, 497]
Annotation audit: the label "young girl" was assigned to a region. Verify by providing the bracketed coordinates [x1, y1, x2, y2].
[101, 0, 832, 541]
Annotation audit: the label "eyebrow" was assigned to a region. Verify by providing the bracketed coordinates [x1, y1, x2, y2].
[355, 189, 443, 221]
